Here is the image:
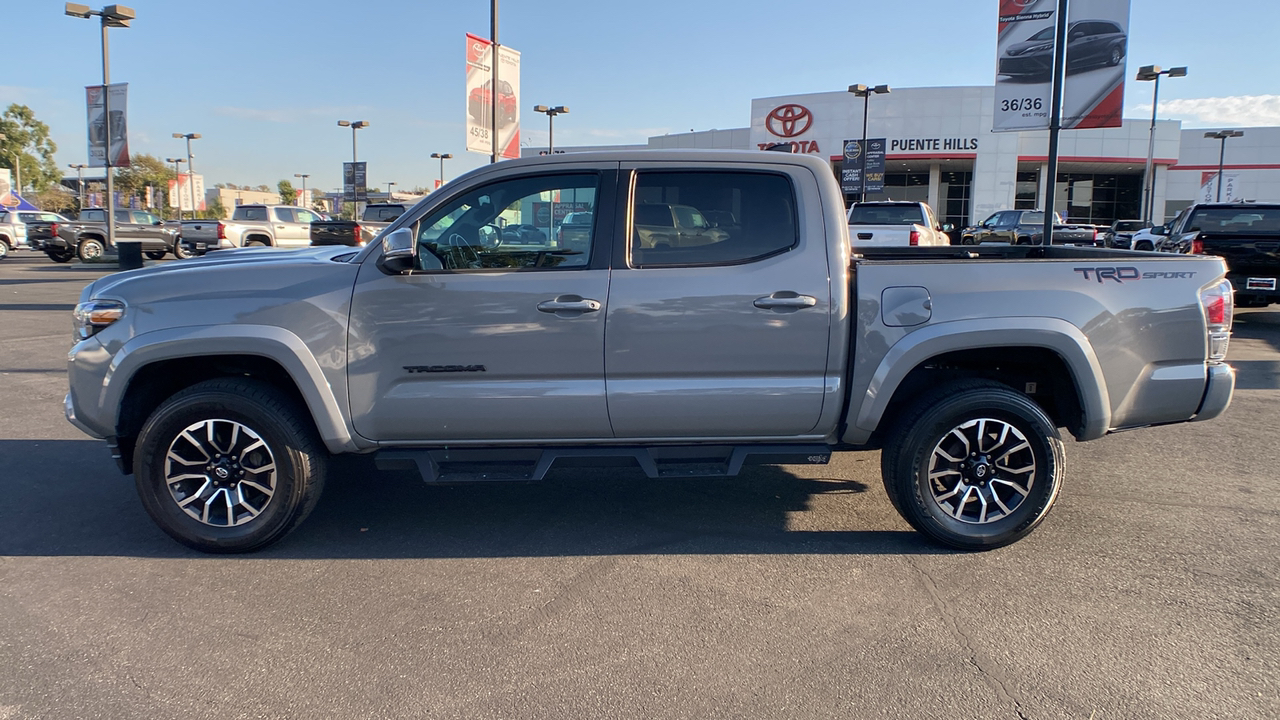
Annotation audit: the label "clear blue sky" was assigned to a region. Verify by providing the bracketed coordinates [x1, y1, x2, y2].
[4, 0, 1277, 194]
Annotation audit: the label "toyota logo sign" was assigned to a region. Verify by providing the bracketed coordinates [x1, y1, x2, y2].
[766, 104, 813, 138]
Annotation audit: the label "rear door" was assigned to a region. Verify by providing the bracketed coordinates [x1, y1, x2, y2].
[348, 163, 618, 442]
[604, 163, 832, 438]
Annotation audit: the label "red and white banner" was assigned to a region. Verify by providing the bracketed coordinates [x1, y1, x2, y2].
[1200, 171, 1241, 203]
[465, 33, 520, 159]
[993, 0, 1129, 132]
[86, 83, 130, 167]
[168, 174, 205, 212]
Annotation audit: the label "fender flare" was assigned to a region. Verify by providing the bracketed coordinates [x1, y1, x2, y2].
[845, 317, 1112, 444]
[103, 324, 365, 454]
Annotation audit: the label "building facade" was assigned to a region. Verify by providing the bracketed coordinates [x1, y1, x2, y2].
[630, 85, 1278, 228]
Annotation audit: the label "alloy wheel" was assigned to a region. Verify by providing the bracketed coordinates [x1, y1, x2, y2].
[164, 419, 278, 527]
[926, 417, 1036, 524]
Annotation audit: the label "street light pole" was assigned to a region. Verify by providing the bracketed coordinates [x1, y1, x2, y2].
[532, 106, 569, 154]
[337, 120, 369, 217]
[294, 173, 309, 208]
[172, 132, 200, 219]
[1136, 65, 1187, 223]
[430, 152, 452, 187]
[1205, 130, 1244, 201]
[68, 163, 88, 209]
[386, 181, 396, 197]
[66, 3, 135, 252]
[847, 84, 890, 203]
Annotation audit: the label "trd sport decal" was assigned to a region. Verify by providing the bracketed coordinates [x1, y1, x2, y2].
[1074, 267, 1197, 283]
[404, 365, 487, 373]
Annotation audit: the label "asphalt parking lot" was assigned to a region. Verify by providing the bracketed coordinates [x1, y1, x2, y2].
[0, 251, 1276, 720]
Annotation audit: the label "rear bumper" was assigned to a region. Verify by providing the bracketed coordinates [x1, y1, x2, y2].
[1192, 362, 1235, 423]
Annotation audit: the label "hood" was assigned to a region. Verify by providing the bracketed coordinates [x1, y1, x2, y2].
[87, 245, 359, 299]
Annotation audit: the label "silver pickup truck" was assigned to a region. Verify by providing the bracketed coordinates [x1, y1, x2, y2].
[65, 150, 1235, 554]
[181, 204, 326, 255]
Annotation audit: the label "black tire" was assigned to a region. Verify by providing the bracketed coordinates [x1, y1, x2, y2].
[1108, 46, 1122, 66]
[0, 239, 9, 260]
[961, 236, 976, 246]
[145, 250, 168, 260]
[47, 249, 75, 263]
[77, 237, 106, 262]
[1135, 240, 1154, 252]
[881, 379, 1065, 550]
[133, 378, 328, 553]
[244, 238, 270, 247]
[172, 242, 196, 260]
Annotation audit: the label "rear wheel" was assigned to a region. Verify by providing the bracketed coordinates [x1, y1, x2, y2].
[1135, 240, 1154, 252]
[47, 248, 74, 263]
[244, 237, 270, 247]
[1108, 46, 1123, 66]
[77, 237, 105, 262]
[0, 239, 9, 260]
[133, 378, 328, 553]
[881, 380, 1065, 550]
[145, 250, 168, 260]
[172, 242, 196, 260]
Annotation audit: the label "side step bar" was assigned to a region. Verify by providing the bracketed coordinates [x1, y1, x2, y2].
[374, 445, 834, 484]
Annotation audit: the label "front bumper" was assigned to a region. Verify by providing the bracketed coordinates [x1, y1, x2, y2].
[65, 392, 104, 438]
[1192, 362, 1235, 423]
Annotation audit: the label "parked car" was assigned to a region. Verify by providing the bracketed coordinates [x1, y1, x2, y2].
[1151, 202, 1280, 307]
[847, 201, 952, 247]
[49, 208, 181, 263]
[65, 150, 1234, 554]
[999, 19, 1127, 80]
[0, 210, 69, 258]
[961, 210, 1098, 246]
[182, 205, 328, 255]
[467, 79, 517, 126]
[555, 211, 594, 250]
[1102, 219, 1151, 249]
[310, 203, 406, 248]
[633, 203, 730, 250]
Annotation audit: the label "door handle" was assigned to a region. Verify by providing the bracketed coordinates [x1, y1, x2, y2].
[538, 296, 602, 313]
[754, 293, 817, 310]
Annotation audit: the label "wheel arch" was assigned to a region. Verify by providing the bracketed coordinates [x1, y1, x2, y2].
[244, 233, 274, 246]
[106, 326, 365, 470]
[842, 318, 1110, 446]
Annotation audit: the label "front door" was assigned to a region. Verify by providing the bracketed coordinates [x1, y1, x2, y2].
[605, 164, 833, 439]
[348, 166, 617, 442]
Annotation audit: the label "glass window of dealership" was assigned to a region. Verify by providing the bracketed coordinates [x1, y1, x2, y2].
[630, 85, 1280, 227]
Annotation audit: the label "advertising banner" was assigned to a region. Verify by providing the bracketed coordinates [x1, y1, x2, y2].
[85, 83, 130, 167]
[465, 33, 520, 159]
[864, 138, 886, 194]
[343, 161, 368, 201]
[993, 0, 1130, 132]
[841, 140, 863, 194]
[168, 174, 205, 211]
[0, 168, 11, 208]
[1200, 171, 1242, 203]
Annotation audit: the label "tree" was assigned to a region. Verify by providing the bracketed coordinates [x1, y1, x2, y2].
[255, 184, 270, 192]
[204, 195, 228, 220]
[115, 153, 174, 203]
[0, 104, 60, 193]
[277, 179, 297, 206]
[30, 186, 78, 214]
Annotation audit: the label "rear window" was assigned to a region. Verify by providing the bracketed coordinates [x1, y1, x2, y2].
[848, 204, 925, 226]
[234, 206, 269, 222]
[364, 206, 404, 222]
[1114, 221, 1146, 232]
[1186, 207, 1280, 234]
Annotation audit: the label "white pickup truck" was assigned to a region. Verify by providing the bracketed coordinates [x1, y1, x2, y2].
[848, 201, 952, 247]
[180, 204, 327, 255]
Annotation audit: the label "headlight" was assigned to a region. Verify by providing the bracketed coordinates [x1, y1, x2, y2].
[73, 299, 125, 340]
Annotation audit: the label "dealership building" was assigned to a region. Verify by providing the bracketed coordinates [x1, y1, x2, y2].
[531, 84, 1280, 229]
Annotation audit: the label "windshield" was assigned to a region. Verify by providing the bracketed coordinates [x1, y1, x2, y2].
[1186, 207, 1280, 234]
[849, 204, 925, 226]
[1115, 221, 1146, 232]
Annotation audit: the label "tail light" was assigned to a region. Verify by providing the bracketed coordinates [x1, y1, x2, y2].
[1200, 279, 1234, 362]
[50, 223, 59, 237]
[216, 222, 226, 240]
[354, 225, 363, 246]
[1191, 237, 1204, 254]
[1091, 227, 1098, 244]
[909, 229, 920, 246]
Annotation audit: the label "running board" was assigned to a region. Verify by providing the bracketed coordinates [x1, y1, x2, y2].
[374, 445, 834, 484]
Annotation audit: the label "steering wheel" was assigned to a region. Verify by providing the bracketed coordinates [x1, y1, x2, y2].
[446, 232, 482, 268]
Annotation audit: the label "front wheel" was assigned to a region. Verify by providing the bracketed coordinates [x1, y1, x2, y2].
[133, 378, 328, 553]
[77, 237, 105, 262]
[1135, 240, 1154, 252]
[145, 250, 168, 260]
[0, 240, 9, 260]
[881, 380, 1065, 550]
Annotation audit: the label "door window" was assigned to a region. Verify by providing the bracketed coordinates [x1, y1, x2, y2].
[294, 209, 320, 223]
[273, 208, 295, 223]
[414, 173, 598, 271]
[629, 171, 797, 268]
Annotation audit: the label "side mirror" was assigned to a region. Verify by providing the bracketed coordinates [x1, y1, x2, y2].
[1152, 225, 1168, 236]
[153, 220, 164, 226]
[941, 223, 955, 232]
[378, 228, 415, 273]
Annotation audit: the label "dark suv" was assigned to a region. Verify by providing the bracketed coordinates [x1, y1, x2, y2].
[1103, 219, 1150, 249]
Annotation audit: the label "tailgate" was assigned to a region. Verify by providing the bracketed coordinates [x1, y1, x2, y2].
[1201, 234, 1280, 277]
[310, 222, 359, 246]
[849, 224, 911, 247]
